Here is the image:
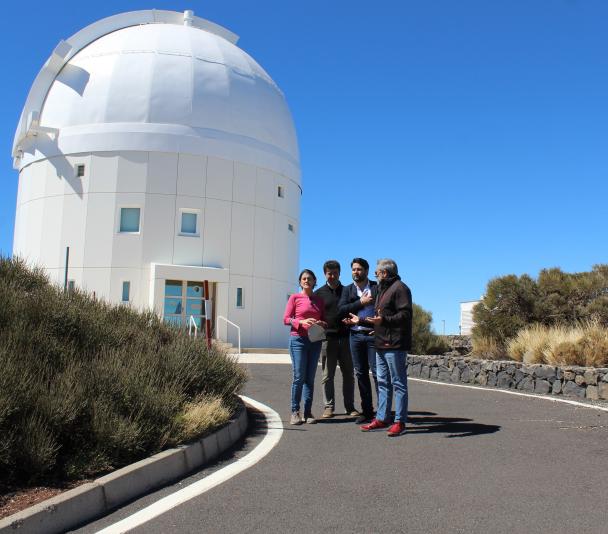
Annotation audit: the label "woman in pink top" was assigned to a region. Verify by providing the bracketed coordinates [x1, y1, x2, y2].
[283, 269, 327, 425]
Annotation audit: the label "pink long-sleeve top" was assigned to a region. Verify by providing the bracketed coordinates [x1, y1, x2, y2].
[283, 293, 326, 337]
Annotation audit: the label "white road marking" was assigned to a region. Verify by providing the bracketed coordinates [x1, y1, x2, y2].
[96, 396, 283, 534]
[408, 377, 608, 413]
[238, 354, 608, 414]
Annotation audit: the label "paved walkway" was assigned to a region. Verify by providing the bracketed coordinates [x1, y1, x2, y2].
[74, 357, 608, 533]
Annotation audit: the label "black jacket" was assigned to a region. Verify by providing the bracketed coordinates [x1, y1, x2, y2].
[374, 275, 412, 351]
[337, 281, 379, 327]
[314, 283, 348, 336]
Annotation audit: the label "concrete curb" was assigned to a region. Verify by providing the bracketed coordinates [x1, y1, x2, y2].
[0, 399, 249, 534]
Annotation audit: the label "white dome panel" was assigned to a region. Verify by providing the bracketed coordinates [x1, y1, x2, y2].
[27, 21, 298, 172]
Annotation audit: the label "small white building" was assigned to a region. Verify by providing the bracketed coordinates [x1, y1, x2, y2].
[459, 300, 480, 335]
[12, 10, 300, 348]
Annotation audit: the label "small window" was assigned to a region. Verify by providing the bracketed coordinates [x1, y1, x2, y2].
[277, 185, 284, 198]
[122, 281, 131, 302]
[75, 164, 85, 178]
[120, 207, 140, 233]
[236, 287, 244, 308]
[288, 223, 295, 233]
[180, 211, 198, 235]
[67, 280, 76, 294]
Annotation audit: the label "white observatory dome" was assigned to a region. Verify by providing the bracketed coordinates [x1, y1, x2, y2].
[13, 10, 301, 348]
[14, 10, 299, 180]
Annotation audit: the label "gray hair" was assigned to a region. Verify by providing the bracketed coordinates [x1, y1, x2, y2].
[376, 258, 398, 277]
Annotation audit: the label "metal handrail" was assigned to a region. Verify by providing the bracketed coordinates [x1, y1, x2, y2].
[188, 315, 198, 338]
[217, 315, 241, 355]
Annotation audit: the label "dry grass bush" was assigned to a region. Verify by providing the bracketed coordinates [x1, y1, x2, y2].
[0, 257, 247, 485]
[471, 335, 506, 360]
[507, 324, 550, 364]
[506, 321, 608, 367]
[174, 395, 231, 443]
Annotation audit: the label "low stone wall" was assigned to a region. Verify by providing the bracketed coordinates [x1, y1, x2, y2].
[407, 354, 608, 401]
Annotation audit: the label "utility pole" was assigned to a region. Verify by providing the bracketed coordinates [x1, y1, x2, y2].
[63, 246, 70, 292]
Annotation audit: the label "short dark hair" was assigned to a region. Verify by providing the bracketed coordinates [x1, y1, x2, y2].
[323, 260, 341, 273]
[351, 257, 369, 271]
[298, 269, 317, 287]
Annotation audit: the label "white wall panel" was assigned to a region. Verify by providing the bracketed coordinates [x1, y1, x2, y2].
[227, 275, 252, 347]
[250, 276, 272, 347]
[60, 194, 88, 269]
[44, 161, 67, 197]
[140, 194, 174, 265]
[81, 267, 111, 302]
[255, 168, 275, 210]
[253, 207, 273, 278]
[89, 153, 119, 193]
[39, 196, 64, 269]
[271, 213, 289, 282]
[110, 268, 142, 305]
[116, 152, 148, 192]
[177, 154, 206, 197]
[83, 193, 115, 267]
[202, 199, 231, 268]
[206, 156, 233, 201]
[112, 192, 145, 268]
[17, 199, 43, 263]
[270, 281, 291, 348]
[147, 152, 177, 195]
[286, 180, 301, 222]
[66, 155, 92, 196]
[233, 162, 256, 205]
[173, 195, 204, 266]
[229, 203, 254, 276]
[22, 163, 46, 203]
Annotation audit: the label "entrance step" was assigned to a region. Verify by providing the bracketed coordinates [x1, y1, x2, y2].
[240, 347, 289, 354]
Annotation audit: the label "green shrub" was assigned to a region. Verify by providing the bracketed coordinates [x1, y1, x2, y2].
[0, 257, 247, 485]
[411, 303, 450, 355]
[473, 265, 608, 354]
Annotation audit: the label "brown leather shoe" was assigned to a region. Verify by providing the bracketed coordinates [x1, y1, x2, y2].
[322, 407, 334, 418]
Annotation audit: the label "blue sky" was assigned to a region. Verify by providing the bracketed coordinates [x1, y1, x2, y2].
[1, 1, 607, 333]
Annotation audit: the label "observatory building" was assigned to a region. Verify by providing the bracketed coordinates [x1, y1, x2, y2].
[12, 10, 300, 348]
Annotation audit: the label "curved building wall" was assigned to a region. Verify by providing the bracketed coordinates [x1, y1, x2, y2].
[12, 11, 301, 349]
[13, 150, 300, 347]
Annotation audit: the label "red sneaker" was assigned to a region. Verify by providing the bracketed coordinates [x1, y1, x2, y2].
[360, 419, 389, 432]
[387, 422, 406, 437]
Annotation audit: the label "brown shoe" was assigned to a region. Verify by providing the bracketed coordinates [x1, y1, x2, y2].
[322, 407, 334, 419]
[348, 409, 361, 417]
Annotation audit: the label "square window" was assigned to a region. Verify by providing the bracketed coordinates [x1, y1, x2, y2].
[75, 164, 85, 178]
[181, 212, 198, 235]
[236, 287, 244, 308]
[122, 281, 130, 302]
[120, 207, 140, 233]
[277, 185, 284, 198]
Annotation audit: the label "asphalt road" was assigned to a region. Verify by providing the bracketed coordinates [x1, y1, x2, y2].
[75, 362, 608, 533]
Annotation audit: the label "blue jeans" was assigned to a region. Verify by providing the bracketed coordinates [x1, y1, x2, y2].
[376, 350, 408, 423]
[289, 336, 322, 415]
[349, 331, 378, 416]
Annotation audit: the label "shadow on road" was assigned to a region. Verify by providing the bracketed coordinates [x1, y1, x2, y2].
[408, 412, 501, 438]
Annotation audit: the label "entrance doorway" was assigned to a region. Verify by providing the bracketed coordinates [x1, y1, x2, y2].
[163, 280, 211, 332]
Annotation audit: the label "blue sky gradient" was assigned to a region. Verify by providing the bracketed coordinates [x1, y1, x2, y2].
[1, 1, 607, 333]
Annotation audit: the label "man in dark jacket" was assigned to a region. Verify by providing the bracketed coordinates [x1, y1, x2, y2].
[359, 258, 412, 437]
[338, 257, 379, 423]
[314, 260, 356, 418]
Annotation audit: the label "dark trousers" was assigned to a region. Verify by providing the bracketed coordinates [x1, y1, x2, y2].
[321, 335, 355, 412]
[349, 331, 378, 416]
